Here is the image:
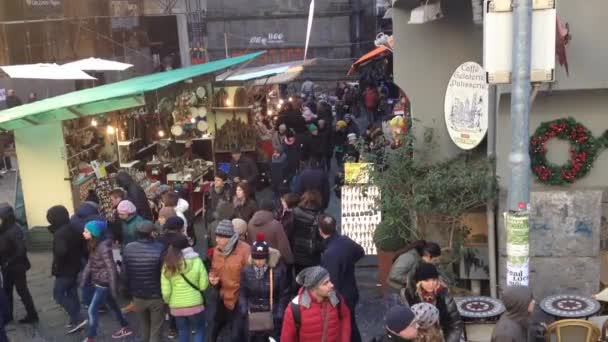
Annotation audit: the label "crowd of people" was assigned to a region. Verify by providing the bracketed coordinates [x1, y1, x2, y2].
[0, 83, 537, 342]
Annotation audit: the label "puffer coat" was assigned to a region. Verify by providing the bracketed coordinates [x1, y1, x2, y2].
[81, 239, 118, 297]
[123, 238, 165, 299]
[239, 248, 290, 322]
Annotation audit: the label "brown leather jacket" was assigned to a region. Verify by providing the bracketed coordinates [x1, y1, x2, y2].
[211, 240, 251, 310]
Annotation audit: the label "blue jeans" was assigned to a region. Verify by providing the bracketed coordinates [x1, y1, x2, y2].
[87, 285, 128, 338]
[53, 276, 82, 324]
[81, 282, 95, 307]
[175, 311, 205, 342]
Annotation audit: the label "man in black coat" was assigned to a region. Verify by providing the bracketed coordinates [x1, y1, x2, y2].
[229, 147, 259, 189]
[123, 222, 165, 342]
[47, 205, 87, 333]
[115, 171, 153, 221]
[319, 214, 365, 342]
[294, 159, 331, 210]
[0, 205, 38, 324]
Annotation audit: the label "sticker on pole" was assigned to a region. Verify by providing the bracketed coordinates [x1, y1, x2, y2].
[444, 62, 489, 150]
[504, 211, 530, 286]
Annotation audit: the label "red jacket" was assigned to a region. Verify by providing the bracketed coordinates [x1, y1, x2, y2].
[280, 289, 351, 342]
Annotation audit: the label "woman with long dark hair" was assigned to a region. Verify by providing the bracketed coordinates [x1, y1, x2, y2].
[387, 240, 442, 291]
[80, 220, 132, 341]
[161, 236, 208, 342]
[291, 191, 324, 275]
[233, 182, 258, 222]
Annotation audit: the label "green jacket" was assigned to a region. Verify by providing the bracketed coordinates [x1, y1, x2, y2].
[122, 215, 148, 246]
[387, 249, 420, 290]
[161, 248, 209, 309]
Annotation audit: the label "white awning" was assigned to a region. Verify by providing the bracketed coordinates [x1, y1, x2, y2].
[0, 63, 96, 80]
[63, 58, 133, 71]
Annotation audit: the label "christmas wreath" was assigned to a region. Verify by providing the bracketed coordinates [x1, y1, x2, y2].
[530, 118, 604, 185]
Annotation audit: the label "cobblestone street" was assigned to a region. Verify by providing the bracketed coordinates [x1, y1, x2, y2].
[6, 252, 384, 342]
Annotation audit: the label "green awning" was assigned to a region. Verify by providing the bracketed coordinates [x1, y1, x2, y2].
[0, 52, 265, 131]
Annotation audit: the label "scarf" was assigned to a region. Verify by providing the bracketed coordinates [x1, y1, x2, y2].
[233, 197, 245, 208]
[219, 234, 240, 256]
[416, 283, 438, 306]
[253, 264, 269, 280]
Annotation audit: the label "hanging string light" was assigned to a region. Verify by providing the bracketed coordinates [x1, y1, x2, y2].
[91, 118, 98, 127]
[106, 125, 115, 134]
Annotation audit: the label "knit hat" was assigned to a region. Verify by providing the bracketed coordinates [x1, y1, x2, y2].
[232, 218, 248, 237]
[336, 120, 347, 129]
[164, 216, 184, 232]
[414, 263, 440, 283]
[117, 200, 137, 215]
[411, 303, 440, 329]
[84, 220, 107, 238]
[296, 266, 330, 290]
[347, 133, 358, 143]
[385, 305, 416, 334]
[137, 221, 158, 234]
[216, 219, 235, 238]
[251, 233, 270, 260]
[307, 123, 318, 133]
[159, 207, 177, 219]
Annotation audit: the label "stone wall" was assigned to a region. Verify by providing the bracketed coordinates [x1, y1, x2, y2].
[498, 190, 602, 300]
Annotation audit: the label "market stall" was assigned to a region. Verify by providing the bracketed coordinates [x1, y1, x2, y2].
[0, 52, 264, 227]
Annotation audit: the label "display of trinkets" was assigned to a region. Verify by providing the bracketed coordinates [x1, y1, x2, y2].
[95, 178, 115, 220]
[214, 115, 256, 152]
[341, 185, 381, 255]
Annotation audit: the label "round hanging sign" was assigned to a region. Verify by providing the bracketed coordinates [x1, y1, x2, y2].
[444, 62, 489, 150]
[197, 121, 209, 132]
[171, 125, 184, 137]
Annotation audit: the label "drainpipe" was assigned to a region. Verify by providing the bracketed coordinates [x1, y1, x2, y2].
[487, 85, 498, 298]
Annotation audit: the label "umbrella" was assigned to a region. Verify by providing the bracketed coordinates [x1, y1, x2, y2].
[0, 63, 96, 80]
[63, 57, 133, 71]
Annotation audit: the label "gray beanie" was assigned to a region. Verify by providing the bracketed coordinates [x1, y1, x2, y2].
[296, 266, 330, 290]
[216, 219, 235, 238]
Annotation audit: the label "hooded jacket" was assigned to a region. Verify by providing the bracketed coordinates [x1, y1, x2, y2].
[0, 206, 28, 272]
[161, 247, 209, 309]
[492, 286, 533, 342]
[387, 249, 421, 290]
[115, 172, 153, 221]
[70, 202, 104, 233]
[47, 206, 84, 278]
[247, 210, 294, 265]
[239, 248, 290, 322]
[211, 240, 251, 310]
[123, 238, 165, 299]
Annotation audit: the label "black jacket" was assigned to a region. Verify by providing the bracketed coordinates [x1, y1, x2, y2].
[294, 167, 331, 210]
[229, 155, 259, 188]
[70, 202, 104, 233]
[301, 134, 326, 163]
[291, 205, 323, 267]
[401, 284, 463, 342]
[47, 206, 85, 278]
[123, 239, 165, 299]
[321, 234, 365, 309]
[0, 206, 29, 273]
[239, 249, 290, 322]
[116, 172, 153, 221]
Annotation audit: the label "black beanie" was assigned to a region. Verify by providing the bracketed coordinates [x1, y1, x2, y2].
[414, 263, 439, 283]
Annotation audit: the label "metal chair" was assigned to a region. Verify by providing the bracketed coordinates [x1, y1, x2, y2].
[545, 319, 601, 342]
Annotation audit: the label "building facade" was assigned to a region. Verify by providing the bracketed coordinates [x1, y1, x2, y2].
[204, 0, 377, 64]
[390, 0, 608, 298]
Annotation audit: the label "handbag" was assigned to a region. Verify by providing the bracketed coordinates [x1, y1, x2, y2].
[248, 268, 274, 332]
[180, 273, 204, 295]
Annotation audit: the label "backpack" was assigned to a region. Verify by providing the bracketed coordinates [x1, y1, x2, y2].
[290, 296, 342, 334]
